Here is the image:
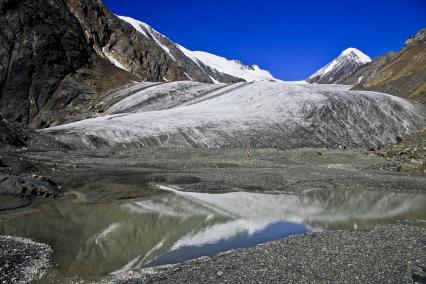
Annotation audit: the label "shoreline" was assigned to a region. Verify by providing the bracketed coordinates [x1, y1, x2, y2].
[0, 147, 425, 283]
[107, 224, 426, 283]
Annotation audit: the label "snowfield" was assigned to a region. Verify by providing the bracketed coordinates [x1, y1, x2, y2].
[43, 82, 425, 150]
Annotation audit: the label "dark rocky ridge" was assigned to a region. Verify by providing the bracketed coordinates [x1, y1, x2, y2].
[0, 0, 135, 128]
[348, 28, 426, 103]
[114, 18, 245, 84]
[63, 0, 189, 82]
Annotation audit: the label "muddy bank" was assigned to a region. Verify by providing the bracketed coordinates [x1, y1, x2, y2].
[107, 225, 426, 284]
[0, 236, 52, 283]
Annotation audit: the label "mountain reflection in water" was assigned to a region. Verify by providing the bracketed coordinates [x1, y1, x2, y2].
[0, 186, 425, 280]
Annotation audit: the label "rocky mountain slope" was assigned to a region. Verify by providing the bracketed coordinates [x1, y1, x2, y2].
[0, 116, 26, 147]
[42, 82, 425, 150]
[340, 52, 398, 86]
[347, 28, 426, 103]
[306, 48, 371, 84]
[117, 16, 279, 83]
[0, 116, 63, 150]
[0, 0, 136, 128]
[0, 0, 281, 128]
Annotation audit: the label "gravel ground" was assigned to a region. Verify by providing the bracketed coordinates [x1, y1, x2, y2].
[3, 148, 425, 203]
[107, 225, 426, 284]
[0, 236, 52, 283]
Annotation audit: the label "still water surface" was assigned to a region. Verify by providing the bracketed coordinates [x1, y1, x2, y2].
[0, 186, 425, 282]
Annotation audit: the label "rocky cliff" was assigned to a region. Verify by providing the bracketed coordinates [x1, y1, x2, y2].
[63, 0, 189, 82]
[0, 0, 136, 128]
[348, 28, 426, 103]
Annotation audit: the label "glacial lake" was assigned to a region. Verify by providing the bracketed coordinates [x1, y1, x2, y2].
[1, 186, 426, 282]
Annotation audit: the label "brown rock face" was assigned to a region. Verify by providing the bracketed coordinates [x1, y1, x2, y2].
[0, 0, 91, 127]
[0, 0, 136, 128]
[342, 52, 398, 85]
[63, 0, 244, 84]
[349, 28, 426, 103]
[63, 0, 188, 82]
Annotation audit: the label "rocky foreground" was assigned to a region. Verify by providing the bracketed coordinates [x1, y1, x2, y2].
[107, 225, 426, 284]
[1, 224, 425, 283]
[377, 127, 426, 173]
[0, 236, 52, 283]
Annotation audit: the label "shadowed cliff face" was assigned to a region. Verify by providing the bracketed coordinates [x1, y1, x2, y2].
[0, 0, 140, 128]
[349, 28, 426, 103]
[0, 0, 93, 127]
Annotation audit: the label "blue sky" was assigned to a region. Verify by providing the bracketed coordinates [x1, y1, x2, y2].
[104, 0, 426, 80]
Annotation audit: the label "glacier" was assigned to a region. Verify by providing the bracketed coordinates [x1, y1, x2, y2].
[42, 81, 425, 150]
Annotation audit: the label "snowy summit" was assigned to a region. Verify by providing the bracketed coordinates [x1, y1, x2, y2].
[116, 15, 280, 83]
[307, 48, 371, 84]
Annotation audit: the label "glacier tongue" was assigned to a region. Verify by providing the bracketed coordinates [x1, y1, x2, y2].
[42, 82, 425, 150]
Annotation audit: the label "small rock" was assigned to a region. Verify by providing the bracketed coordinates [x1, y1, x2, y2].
[400, 159, 425, 172]
[0, 159, 7, 168]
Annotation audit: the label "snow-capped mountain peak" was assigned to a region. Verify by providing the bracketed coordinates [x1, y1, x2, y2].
[116, 15, 279, 83]
[177, 46, 277, 82]
[307, 48, 371, 84]
[341, 48, 371, 64]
